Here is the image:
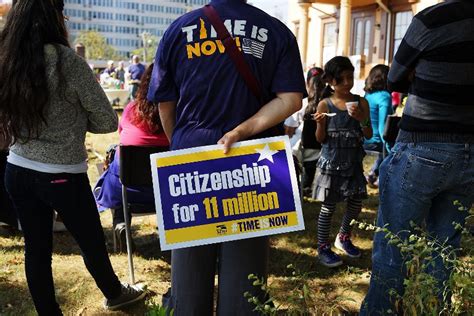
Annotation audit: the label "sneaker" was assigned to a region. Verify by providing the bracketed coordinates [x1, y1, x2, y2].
[104, 283, 146, 310]
[318, 244, 343, 267]
[334, 233, 361, 258]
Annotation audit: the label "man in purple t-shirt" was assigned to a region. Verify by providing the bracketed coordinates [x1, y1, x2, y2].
[127, 55, 145, 100]
[148, 0, 307, 314]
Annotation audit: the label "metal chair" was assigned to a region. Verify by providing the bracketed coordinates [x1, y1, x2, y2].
[119, 144, 169, 284]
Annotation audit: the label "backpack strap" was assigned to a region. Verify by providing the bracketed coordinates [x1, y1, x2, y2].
[202, 4, 263, 104]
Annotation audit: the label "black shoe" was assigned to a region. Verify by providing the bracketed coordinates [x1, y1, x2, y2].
[104, 283, 146, 310]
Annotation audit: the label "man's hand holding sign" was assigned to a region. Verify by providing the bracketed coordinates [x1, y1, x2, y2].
[151, 136, 304, 250]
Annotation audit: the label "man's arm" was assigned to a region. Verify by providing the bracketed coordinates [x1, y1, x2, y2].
[158, 101, 177, 142]
[218, 92, 303, 153]
[388, 17, 426, 93]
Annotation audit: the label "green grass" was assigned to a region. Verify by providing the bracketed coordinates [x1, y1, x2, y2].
[0, 132, 471, 315]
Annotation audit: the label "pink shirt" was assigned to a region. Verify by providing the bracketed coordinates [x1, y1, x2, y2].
[118, 102, 169, 147]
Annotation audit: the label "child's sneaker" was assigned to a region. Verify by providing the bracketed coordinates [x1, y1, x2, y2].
[318, 244, 343, 267]
[104, 283, 146, 310]
[334, 233, 361, 258]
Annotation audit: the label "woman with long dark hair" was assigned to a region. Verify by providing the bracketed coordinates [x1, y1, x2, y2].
[0, 1, 145, 314]
[94, 63, 169, 252]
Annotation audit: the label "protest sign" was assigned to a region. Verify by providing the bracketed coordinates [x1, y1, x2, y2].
[151, 136, 304, 250]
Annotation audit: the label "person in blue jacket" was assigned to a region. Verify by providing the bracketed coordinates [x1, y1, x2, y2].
[363, 65, 392, 188]
[147, 0, 306, 314]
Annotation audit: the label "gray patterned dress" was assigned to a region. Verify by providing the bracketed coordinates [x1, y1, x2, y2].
[313, 96, 367, 203]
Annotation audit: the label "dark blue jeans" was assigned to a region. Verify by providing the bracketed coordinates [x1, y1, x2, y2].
[0, 151, 17, 228]
[5, 163, 122, 316]
[360, 143, 474, 315]
[163, 237, 269, 315]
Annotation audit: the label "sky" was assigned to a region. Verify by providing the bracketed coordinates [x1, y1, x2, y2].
[249, 0, 288, 24]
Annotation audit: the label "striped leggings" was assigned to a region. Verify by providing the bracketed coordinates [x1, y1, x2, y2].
[317, 197, 362, 247]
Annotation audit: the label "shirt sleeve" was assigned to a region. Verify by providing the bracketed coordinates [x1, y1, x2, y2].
[271, 32, 307, 97]
[388, 17, 428, 93]
[147, 31, 180, 103]
[68, 52, 118, 134]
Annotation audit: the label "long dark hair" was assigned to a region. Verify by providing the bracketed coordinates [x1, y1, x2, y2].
[364, 64, 390, 93]
[320, 56, 355, 99]
[305, 67, 324, 115]
[130, 63, 163, 134]
[0, 0, 69, 146]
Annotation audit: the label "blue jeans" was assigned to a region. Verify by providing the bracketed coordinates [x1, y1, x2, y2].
[361, 142, 474, 315]
[5, 163, 122, 315]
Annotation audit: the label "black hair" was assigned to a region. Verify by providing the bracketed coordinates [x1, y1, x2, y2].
[0, 0, 70, 146]
[305, 67, 324, 116]
[364, 64, 390, 93]
[320, 56, 355, 99]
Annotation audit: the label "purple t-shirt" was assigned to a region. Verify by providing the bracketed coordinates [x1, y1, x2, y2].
[128, 63, 145, 81]
[147, 0, 307, 150]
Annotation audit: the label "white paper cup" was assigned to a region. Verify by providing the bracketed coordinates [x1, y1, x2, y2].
[345, 101, 358, 110]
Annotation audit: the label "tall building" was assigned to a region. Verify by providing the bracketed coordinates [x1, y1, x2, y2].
[64, 0, 209, 58]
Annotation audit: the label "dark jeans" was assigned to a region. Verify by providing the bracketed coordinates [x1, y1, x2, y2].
[5, 163, 122, 316]
[0, 151, 17, 228]
[163, 237, 269, 315]
[302, 160, 317, 190]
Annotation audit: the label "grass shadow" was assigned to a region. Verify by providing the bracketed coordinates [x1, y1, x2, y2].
[0, 277, 34, 315]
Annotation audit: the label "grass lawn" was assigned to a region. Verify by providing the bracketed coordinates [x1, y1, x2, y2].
[0, 131, 471, 315]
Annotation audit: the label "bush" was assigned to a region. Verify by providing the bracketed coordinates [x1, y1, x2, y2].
[356, 201, 473, 315]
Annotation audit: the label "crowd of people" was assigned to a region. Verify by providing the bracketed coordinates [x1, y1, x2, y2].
[100, 55, 146, 101]
[0, 0, 472, 315]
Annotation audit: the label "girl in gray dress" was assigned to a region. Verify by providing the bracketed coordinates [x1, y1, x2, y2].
[313, 56, 373, 267]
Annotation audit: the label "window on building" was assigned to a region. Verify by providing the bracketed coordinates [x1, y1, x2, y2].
[322, 21, 337, 66]
[391, 10, 413, 59]
[351, 14, 374, 63]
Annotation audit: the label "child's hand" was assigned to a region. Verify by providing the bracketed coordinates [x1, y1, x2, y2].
[313, 112, 326, 123]
[347, 105, 365, 122]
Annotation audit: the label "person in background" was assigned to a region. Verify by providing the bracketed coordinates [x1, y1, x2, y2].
[0, 1, 145, 314]
[361, 1, 474, 314]
[284, 67, 324, 196]
[127, 55, 145, 100]
[103, 60, 115, 76]
[147, 0, 306, 313]
[116, 61, 126, 86]
[313, 56, 372, 267]
[94, 63, 169, 252]
[363, 64, 393, 188]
